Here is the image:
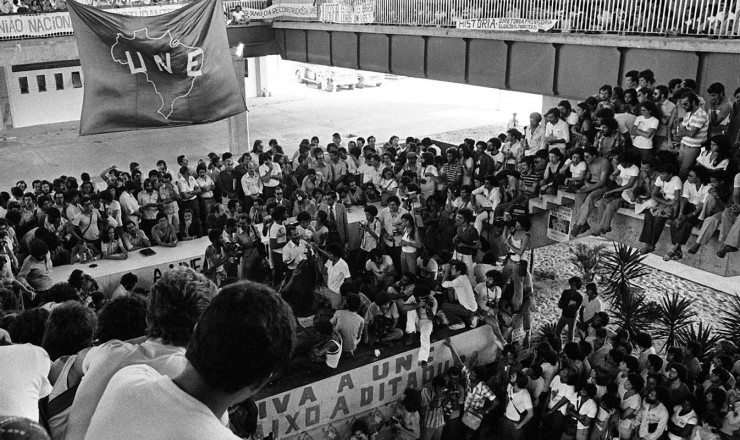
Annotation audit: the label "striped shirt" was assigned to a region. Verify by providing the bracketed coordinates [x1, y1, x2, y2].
[680, 107, 709, 148]
[442, 161, 463, 186]
[421, 386, 446, 429]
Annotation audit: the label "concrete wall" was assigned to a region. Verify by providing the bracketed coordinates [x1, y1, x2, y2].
[6, 66, 85, 127]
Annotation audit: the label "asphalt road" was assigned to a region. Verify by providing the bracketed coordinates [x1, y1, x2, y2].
[0, 62, 541, 188]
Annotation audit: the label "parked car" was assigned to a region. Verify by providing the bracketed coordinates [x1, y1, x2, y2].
[294, 64, 357, 92]
[356, 70, 385, 88]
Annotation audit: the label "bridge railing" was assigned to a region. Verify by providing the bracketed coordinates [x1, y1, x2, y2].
[268, 0, 740, 37]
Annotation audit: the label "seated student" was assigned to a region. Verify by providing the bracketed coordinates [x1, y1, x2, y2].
[121, 220, 151, 251]
[402, 282, 438, 365]
[330, 293, 364, 358]
[111, 272, 138, 299]
[387, 271, 416, 314]
[100, 226, 128, 261]
[664, 166, 710, 261]
[151, 212, 178, 248]
[591, 152, 640, 236]
[307, 318, 343, 370]
[638, 163, 682, 255]
[83, 280, 295, 440]
[179, 209, 203, 241]
[439, 260, 478, 331]
[363, 291, 403, 345]
[70, 239, 100, 264]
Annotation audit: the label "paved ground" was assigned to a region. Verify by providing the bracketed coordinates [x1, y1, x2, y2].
[0, 63, 541, 189]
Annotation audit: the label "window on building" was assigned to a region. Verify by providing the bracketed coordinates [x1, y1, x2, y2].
[19, 77, 29, 94]
[72, 71, 82, 88]
[37, 75, 47, 92]
[55, 73, 64, 90]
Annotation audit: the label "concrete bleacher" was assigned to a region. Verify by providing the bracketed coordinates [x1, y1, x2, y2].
[527, 190, 740, 278]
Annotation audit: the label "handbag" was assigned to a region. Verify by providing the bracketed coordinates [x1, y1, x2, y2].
[461, 409, 483, 430]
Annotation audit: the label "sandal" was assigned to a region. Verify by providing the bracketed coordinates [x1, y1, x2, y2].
[672, 250, 683, 260]
[663, 250, 675, 261]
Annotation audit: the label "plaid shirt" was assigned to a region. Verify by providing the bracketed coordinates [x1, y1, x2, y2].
[462, 365, 495, 413]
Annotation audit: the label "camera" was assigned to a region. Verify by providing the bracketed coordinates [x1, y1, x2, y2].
[224, 242, 243, 255]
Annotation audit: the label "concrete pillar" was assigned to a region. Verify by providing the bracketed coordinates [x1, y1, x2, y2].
[228, 56, 249, 155]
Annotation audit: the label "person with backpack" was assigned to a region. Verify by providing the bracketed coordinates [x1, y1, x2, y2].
[502, 370, 533, 440]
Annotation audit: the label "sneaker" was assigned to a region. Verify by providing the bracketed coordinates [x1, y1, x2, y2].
[469, 315, 479, 328]
[449, 323, 466, 331]
[437, 312, 450, 326]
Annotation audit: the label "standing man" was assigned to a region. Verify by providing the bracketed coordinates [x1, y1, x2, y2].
[544, 108, 570, 154]
[378, 196, 408, 274]
[675, 91, 709, 180]
[554, 276, 584, 343]
[523, 112, 546, 157]
[318, 191, 349, 248]
[137, 179, 159, 238]
[216, 154, 237, 205]
[451, 208, 480, 285]
[653, 86, 677, 152]
[707, 82, 732, 138]
[269, 206, 288, 286]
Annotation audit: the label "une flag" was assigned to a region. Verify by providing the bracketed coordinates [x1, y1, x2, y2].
[67, 0, 247, 135]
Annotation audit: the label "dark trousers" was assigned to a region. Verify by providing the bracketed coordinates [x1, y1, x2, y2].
[639, 210, 668, 246]
[669, 204, 699, 245]
[387, 245, 402, 276]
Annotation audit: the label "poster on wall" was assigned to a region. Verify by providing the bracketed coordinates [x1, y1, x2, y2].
[547, 205, 572, 242]
[318, 1, 374, 24]
[456, 17, 558, 31]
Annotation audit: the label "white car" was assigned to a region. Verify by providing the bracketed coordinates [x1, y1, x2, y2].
[294, 64, 357, 92]
[356, 70, 385, 88]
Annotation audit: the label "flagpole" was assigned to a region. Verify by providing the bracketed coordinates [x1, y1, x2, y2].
[246, 110, 250, 153]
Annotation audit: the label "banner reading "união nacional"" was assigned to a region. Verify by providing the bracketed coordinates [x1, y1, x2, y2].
[0, 5, 183, 39]
[456, 17, 558, 31]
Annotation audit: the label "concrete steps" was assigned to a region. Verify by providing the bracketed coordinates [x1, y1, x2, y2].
[527, 191, 740, 277]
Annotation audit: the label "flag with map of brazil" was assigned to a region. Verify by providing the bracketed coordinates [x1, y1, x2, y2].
[67, 0, 246, 135]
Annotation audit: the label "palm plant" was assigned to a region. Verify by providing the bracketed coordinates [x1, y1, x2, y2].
[654, 290, 695, 350]
[568, 242, 608, 282]
[675, 321, 721, 363]
[600, 242, 652, 339]
[600, 242, 650, 310]
[717, 295, 740, 347]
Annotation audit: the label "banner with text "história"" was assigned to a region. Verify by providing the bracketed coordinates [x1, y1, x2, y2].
[456, 17, 557, 31]
[67, 0, 246, 135]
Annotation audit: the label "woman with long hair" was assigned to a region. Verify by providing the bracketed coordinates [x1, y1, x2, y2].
[696, 134, 731, 171]
[572, 102, 596, 148]
[540, 149, 566, 195]
[399, 213, 423, 275]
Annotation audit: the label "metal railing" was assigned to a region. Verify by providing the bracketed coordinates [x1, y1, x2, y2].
[269, 0, 740, 37]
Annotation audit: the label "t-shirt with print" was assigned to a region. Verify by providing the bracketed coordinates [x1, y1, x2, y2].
[547, 376, 575, 415]
[667, 406, 698, 440]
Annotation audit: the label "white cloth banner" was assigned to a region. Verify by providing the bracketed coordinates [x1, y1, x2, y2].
[240, 3, 316, 19]
[456, 17, 557, 31]
[319, 1, 374, 23]
[0, 5, 183, 39]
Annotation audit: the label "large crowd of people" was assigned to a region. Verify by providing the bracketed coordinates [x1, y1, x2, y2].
[2, 67, 740, 440]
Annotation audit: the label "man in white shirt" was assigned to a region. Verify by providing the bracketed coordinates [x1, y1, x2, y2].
[0, 343, 52, 422]
[503, 372, 534, 440]
[282, 226, 311, 271]
[84, 280, 295, 440]
[313, 242, 351, 309]
[268, 206, 288, 286]
[523, 112, 546, 156]
[544, 108, 570, 154]
[439, 260, 478, 331]
[472, 175, 501, 235]
[63, 267, 217, 440]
